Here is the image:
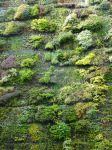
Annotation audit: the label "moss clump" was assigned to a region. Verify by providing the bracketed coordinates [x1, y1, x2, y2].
[19, 68, 34, 82]
[97, 139, 112, 150]
[75, 53, 95, 65]
[45, 42, 54, 50]
[45, 31, 74, 50]
[74, 102, 98, 119]
[42, 5, 53, 16]
[30, 145, 38, 150]
[31, 19, 57, 33]
[0, 87, 14, 96]
[49, 121, 71, 140]
[21, 58, 34, 68]
[30, 4, 39, 17]
[76, 30, 93, 50]
[74, 119, 90, 133]
[95, 134, 103, 141]
[90, 75, 105, 85]
[29, 86, 54, 104]
[4, 7, 16, 22]
[14, 4, 29, 20]
[99, 1, 111, 10]
[66, 107, 77, 122]
[29, 35, 43, 49]
[0, 107, 12, 122]
[0, 40, 6, 52]
[75, 16, 103, 32]
[39, 66, 55, 84]
[35, 104, 61, 122]
[29, 124, 40, 142]
[3, 21, 25, 36]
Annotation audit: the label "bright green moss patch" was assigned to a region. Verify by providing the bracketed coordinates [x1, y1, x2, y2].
[19, 68, 34, 82]
[21, 58, 34, 68]
[29, 35, 43, 49]
[30, 4, 39, 17]
[75, 53, 95, 65]
[45, 41, 54, 50]
[31, 19, 57, 32]
[29, 124, 40, 142]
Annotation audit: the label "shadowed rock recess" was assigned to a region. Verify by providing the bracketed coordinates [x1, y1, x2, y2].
[0, 0, 112, 149]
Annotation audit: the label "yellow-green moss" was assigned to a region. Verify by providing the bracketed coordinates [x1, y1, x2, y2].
[14, 4, 29, 19]
[30, 145, 38, 150]
[75, 53, 95, 65]
[95, 134, 103, 141]
[29, 124, 40, 142]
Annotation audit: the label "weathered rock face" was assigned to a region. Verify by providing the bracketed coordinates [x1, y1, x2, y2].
[1, 55, 16, 69]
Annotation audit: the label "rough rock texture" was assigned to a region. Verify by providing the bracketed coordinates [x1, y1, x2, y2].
[0, 91, 21, 104]
[1, 70, 8, 79]
[1, 55, 16, 69]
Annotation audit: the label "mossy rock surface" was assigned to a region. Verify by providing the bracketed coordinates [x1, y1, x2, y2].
[1, 2, 112, 150]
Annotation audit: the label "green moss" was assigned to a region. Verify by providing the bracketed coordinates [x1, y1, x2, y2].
[104, 71, 112, 82]
[5, 7, 17, 21]
[45, 31, 74, 50]
[97, 138, 112, 150]
[75, 47, 84, 55]
[0, 40, 6, 52]
[75, 53, 95, 65]
[31, 19, 57, 32]
[19, 68, 34, 82]
[45, 42, 54, 50]
[0, 55, 7, 63]
[21, 58, 34, 68]
[35, 104, 61, 122]
[42, 5, 53, 16]
[29, 35, 43, 49]
[0, 107, 12, 122]
[74, 120, 90, 133]
[90, 75, 105, 85]
[15, 53, 36, 66]
[44, 52, 52, 61]
[30, 145, 38, 150]
[49, 121, 71, 141]
[14, 4, 29, 20]
[3, 21, 25, 36]
[29, 124, 40, 142]
[30, 4, 39, 17]
[29, 86, 54, 104]
[66, 107, 77, 122]
[62, 24, 72, 32]
[39, 66, 55, 84]
[77, 16, 103, 32]
[99, 1, 111, 10]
